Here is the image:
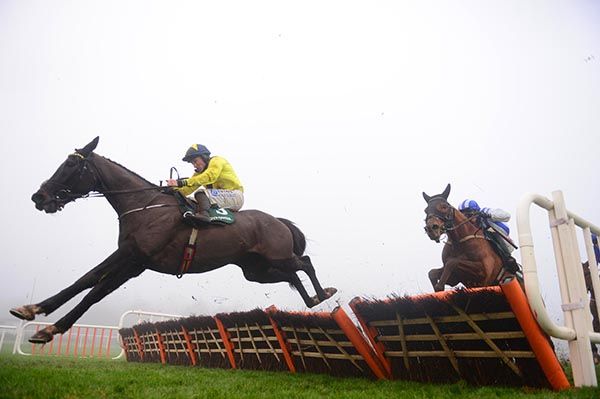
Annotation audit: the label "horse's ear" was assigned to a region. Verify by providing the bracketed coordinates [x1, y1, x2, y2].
[77, 136, 100, 157]
[441, 183, 451, 199]
[422, 192, 431, 203]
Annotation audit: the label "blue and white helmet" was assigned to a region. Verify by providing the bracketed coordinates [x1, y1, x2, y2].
[458, 199, 480, 212]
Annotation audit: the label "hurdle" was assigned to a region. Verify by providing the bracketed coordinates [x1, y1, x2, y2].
[350, 279, 569, 390]
[517, 190, 600, 387]
[119, 306, 388, 379]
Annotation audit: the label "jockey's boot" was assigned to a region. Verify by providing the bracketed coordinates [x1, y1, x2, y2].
[489, 233, 520, 274]
[503, 255, 520, 274]
[183, 192, 211, 224]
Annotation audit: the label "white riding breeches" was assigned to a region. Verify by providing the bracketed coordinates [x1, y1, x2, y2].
[188, 188, 244, 211]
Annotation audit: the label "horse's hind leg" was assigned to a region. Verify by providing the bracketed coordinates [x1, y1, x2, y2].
[270, 256, 336, 305]
[298, 256, 336, 303]
[29, 262, 145, 344]
[10, 250, 125, 321]
[242, 266, 319, 308]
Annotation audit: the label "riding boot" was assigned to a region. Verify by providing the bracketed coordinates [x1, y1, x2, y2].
[183, 192, 211, 224]
[489, 232, 520, 273]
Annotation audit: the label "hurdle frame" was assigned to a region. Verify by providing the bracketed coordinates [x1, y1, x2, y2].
[517, 190, 600, 387]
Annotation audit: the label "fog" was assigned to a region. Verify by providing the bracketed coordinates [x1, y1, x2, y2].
[1, 1, 599, 338]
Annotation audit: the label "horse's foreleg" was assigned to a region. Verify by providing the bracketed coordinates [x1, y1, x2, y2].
[10, 250, 126, 321]
[428, 268, 443, 291]
[29, 262, 145, 344]
[434, 259, 468, 292]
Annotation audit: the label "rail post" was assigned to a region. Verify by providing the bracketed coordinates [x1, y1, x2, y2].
[517, 190, 600, 387]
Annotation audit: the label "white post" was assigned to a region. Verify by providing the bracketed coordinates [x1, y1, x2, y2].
[551, 191, 596, 386]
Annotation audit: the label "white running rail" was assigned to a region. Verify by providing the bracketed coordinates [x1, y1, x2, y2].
[9, 309, 183, 360]
[113, 309, 184, 359]
[0, 325, 17, 353]
[517, 190, 600, 387]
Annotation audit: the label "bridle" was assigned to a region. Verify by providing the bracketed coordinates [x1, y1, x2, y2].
[38, 152, 101, 207]
[40, 151, 173, 215]
[424, 198, 481, 240]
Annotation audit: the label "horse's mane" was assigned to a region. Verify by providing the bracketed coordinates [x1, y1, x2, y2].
[96, 153, 159, 187]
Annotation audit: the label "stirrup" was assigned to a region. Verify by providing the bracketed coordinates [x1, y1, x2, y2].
[183, 211, 211, 224]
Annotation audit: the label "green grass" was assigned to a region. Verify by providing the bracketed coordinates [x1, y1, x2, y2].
[1, 355, 599, 399]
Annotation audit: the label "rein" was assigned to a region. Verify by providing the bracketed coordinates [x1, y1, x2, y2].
[51, 152, 177, 217]
[444, 213, 480, 232]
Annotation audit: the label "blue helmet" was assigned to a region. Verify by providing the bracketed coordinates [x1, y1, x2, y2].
[182, 144, 211, 162]
[458, 199, 480, 212]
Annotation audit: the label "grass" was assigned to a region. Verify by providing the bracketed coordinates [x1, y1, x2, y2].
[1, 355, 599, 399]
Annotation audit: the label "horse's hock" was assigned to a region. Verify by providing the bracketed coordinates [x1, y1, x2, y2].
[118, 279, 569, 390]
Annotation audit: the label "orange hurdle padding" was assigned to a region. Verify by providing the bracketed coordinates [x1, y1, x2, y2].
[349, 297, 393, 378]
[214, 316, 237, 369]
[181, 326, 198, 366]
[331, 306, 389, 380]
[266, 306, 296, 373]
[155, 329, 167, 365]
[133, 328, 144, 360]
[501, 278, 570, 391]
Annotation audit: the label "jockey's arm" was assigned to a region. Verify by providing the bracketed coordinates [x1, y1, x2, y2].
[172, 157, 225, 196]
[481, 207, 511, 222]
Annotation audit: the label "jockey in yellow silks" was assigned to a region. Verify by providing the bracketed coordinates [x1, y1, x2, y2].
[167, 144, 244, 223]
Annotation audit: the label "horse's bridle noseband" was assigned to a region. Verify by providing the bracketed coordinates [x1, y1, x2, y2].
[39, 152, 101, 207]
[424, 198, 481, 240]
[424, 197, 455, 237]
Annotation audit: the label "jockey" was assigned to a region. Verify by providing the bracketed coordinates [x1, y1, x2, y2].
[458, 199, 520, 272]
[167, 144, 244, 223]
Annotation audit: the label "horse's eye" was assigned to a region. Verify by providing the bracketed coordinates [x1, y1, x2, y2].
[432, 225, 439, 231]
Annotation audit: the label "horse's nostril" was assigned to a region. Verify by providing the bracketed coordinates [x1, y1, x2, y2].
[31, 193, 43, 203]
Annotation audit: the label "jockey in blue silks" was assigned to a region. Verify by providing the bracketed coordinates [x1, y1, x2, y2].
[458, 199, 520, 273]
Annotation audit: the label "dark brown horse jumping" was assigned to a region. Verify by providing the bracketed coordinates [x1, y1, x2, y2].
[423, 184, 517, 292]
[10, 137, 336, 343]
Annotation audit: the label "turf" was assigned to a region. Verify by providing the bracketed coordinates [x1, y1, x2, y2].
[1, 355, 599, 399]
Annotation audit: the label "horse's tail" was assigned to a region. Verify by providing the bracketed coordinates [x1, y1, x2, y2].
[277, 218, 306, 255]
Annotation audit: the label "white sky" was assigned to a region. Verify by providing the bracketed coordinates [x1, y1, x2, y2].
[1, 1, 599, 332]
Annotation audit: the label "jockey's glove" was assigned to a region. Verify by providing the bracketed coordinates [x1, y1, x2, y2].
[177, 179, 188, 187]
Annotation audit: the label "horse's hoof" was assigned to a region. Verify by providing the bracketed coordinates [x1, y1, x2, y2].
[323, 287, 337, 299]
[29, 326, 57, 344]
[10, 305, 38, 321]
[308, 287, 338, 307]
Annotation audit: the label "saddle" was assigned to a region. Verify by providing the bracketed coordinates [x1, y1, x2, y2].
[478, 219, 521, 274]
[171, 190, 235, 226]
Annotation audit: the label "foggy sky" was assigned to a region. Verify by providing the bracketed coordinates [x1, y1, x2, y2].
[1, 0, 599, 333]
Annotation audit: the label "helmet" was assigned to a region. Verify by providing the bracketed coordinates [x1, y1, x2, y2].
[458, 199, 480, 212]
[182, 144, 211, 162]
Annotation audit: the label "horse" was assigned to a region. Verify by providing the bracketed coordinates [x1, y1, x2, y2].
[10, 137, 337, 343]
[582, 260, 600, 364]
[422, 184, 516, 292]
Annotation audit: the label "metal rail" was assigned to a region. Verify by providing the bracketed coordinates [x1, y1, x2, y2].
[517, 190, 600, 387]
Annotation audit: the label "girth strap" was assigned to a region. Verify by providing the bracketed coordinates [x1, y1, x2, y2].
[177, 228, 198, 278]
